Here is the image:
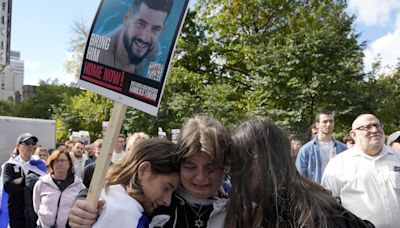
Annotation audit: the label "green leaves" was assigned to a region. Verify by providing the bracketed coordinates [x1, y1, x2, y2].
[13, 83, 81, 120]
[193, 0, 367, 140]
[53, 91, 113, 141]
[0, 99, 14, 116]
[8, 0, 394, 143]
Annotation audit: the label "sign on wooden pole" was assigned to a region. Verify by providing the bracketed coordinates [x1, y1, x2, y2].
[77, 0, 189, 208]
[78, 0, 189, 116]
[86, 102, 127, 207]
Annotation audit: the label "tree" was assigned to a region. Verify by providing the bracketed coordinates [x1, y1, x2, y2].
[162, 66, 245, 128]
[196, 0, 367, 140]
[13, 82, 81, 119]
[0, 99, 14, 115]
[62, 1, 377, 141]
[373, 61, 400, 134]
[65, 19, 90, 80]
[123, 66, 245, 135]
[63, 12, 245, 137]
[53, 91, 113, 141]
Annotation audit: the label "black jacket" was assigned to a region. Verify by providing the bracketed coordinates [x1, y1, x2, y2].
[327, 210, 375, 228]
[3, 162, 41, 228]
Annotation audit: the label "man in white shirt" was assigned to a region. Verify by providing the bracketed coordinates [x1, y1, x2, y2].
[70, 142, 92, 177]
[322, 114, 400, 228]
[111, 134, 127, 163]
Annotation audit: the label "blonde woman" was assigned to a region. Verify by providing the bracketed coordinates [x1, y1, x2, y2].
[34, 147, 49, 162]
[126, 132, 150, 152]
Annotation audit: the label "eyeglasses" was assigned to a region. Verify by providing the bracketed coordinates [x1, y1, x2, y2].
[54, 159, 68, 164]
[22, 141, 37, 146]
[353, 123, 383, 131]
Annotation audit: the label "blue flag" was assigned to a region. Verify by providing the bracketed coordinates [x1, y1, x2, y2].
[0, 155, 47, 227]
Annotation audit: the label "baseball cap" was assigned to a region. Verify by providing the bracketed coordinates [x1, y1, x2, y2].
[387, 131, 400, 146]
[16, 133, 38, 145]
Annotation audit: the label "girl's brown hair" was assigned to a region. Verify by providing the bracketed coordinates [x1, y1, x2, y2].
[175, 114, 230, 169]
[226, 116, 356, 228]
[105, 138, 179, 214]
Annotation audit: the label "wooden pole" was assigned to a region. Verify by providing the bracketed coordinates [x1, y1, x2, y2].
[86, 101, 127, 207]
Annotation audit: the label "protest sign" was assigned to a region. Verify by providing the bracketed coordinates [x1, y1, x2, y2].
[78, 0, 189, 116]
[79, 0, 190, 208]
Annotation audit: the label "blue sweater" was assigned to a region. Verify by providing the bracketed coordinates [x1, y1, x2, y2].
[295, 139, 347, 182]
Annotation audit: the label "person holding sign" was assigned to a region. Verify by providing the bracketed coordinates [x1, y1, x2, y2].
[91, 138, 180, 227]
[95, 0, 173, 79]
[68, 115, 230, 228]
[80, 0, 189, 116]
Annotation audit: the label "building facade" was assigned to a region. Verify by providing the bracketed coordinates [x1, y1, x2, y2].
[0, 0, 11, 69]
[0, 50, 24, 102]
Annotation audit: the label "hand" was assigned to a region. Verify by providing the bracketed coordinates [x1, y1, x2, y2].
[13, 177, 23, 185]
[68, 199, 105, 228]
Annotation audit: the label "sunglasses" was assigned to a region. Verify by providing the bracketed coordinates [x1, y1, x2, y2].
[22, 141, 37, 146]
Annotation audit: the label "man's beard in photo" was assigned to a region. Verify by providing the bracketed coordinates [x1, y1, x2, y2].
[123, 33, 153, 65]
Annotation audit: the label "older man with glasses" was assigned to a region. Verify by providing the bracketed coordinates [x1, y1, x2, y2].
[2, 133, 48, 228]
[322, 114, 400, 228]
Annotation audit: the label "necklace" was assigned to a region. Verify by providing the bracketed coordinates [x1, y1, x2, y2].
[186, 204, 212, 228]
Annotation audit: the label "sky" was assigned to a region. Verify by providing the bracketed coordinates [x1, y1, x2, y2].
[347, 0, 400, 73]
[11, 0, 100, 85]
[10, 0, 400, 86]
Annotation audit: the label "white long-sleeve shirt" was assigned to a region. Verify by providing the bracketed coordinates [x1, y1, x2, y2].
[93, 184, 149, 228]
[322, 145, 400, 228]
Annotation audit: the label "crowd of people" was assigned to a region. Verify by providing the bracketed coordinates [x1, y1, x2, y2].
[1, 112, 399, 228]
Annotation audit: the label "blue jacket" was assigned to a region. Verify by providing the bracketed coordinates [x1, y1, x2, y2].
[295, 138, 347, 182]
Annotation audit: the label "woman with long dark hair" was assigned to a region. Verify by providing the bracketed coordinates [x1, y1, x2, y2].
[226, 116, 374, 228]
